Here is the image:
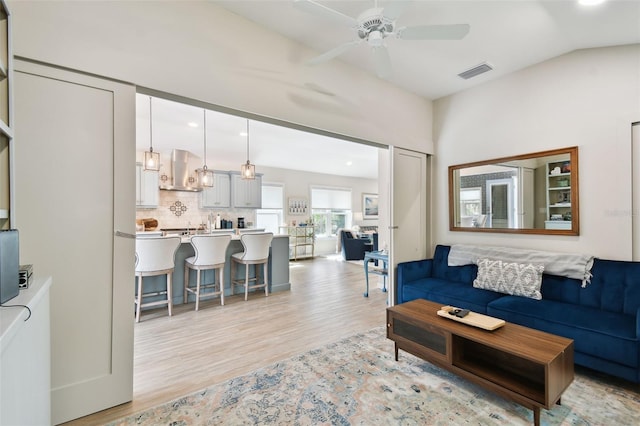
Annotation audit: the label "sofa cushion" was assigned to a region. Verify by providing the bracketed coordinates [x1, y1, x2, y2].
[488, 296, 638, 368]
[400, 277, 504, 314]
[473, 258, 544, 300]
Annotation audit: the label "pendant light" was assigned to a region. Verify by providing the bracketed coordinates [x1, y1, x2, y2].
[144, 96, 160, 171]
[241, 119, 256, 180]
[197, 109, 214, 187]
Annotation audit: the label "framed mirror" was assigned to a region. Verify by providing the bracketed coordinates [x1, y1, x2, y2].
[449, 146, 579, 235]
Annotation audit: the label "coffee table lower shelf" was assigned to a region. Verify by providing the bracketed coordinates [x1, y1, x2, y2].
[387, 300, 574, 426]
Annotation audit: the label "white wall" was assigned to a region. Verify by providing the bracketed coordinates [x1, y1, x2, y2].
[10, 0, 433, 153]
[433, 45, 640, 260]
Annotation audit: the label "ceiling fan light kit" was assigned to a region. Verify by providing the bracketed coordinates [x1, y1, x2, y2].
[294, 0, 470, 78]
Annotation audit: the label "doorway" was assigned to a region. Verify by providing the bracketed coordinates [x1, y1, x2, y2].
[486, 178, 514, 228]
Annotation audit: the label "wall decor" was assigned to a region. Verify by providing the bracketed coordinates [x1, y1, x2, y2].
[362, 193, 379, 219]
[288, 197, 308, 216]
[169, 200, 188, 217]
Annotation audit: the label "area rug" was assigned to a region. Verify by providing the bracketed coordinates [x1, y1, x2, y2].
[109, 327, 639, 425]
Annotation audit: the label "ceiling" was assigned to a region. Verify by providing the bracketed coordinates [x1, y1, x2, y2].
[136, 94, 382, 179]
[137, 1, 639, 180]
[216, 0, 640, 100]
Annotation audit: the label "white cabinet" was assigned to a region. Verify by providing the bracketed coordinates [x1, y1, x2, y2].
[231, 172, 262, 208]
[545, 159, 572, 230]
[136, 162, 159, 208]
[200, 171, 230, 208]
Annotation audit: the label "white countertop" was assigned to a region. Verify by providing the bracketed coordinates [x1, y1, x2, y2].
[0, 276, 52, 355]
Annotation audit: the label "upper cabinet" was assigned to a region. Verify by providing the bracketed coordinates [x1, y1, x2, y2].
[136, 163, 159, 208]
[200, 171, 231, 208]
[231, 172, 262, 208]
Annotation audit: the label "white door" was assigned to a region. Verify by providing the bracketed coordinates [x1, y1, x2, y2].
[388, 147, 428, 306]
[13, 60, 135, 424]
[486, 178, 513, 228]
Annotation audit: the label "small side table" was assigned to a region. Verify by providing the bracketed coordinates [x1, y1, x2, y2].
[363, 250, 388, 297]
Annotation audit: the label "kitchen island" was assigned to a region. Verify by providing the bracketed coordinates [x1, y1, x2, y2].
[136, 233, 290, 307]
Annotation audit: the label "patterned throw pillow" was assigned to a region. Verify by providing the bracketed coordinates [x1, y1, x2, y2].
[473, 258, 544, 300]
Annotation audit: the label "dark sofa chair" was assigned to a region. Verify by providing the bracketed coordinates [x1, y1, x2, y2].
[340, 230, 374, 261]
[397, 244, 640, 384]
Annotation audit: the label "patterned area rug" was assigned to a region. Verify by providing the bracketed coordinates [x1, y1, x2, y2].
[109, 327, 639, 425]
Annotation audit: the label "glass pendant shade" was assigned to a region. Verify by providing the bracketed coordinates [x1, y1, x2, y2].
[241, 160, 256, 180]
[241, 119, 256, 180]
[198, 109, 214, 187]
[144, 96, 160, 171]
[198, 166, 214, 188]
[144, 150, 160, 171]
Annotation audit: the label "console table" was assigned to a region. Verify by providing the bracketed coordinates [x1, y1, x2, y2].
[387, 299, 574, 426]
[363, 250, 388, 297]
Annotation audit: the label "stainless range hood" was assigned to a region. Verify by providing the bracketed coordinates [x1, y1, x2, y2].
[159, 149, 202, 192]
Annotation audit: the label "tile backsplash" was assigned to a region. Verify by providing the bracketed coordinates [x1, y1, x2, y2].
[136, 190, 256, 230]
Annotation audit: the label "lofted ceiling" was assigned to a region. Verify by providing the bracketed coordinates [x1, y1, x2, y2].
[137, 1, 639, 180]
[215, 0, 640, 100]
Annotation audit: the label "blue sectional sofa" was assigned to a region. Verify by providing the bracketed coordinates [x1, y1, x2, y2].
[397, 244, 640, 383]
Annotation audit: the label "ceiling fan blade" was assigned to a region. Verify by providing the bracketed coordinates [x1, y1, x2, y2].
[293, 0, 358, 28]
[371, 45, 392, 79]
[382, 0, 412, 21]
[307, 40, 361, 65]
[397, 24, 470, 40]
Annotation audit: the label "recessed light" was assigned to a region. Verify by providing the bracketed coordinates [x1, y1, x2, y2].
[346, 161, 353, 166]
[578, 0, 606, 6]
[240, 131, 248, 137]
[187, 122, 198, 128]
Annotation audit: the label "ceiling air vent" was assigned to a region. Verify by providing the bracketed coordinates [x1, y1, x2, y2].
[458, 62, 493, 80]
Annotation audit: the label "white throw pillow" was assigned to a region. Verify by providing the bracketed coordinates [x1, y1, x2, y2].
[473, 258, 544, 300]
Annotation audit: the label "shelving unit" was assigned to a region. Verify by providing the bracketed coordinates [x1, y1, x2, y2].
[279, 225, 315, 260]
[545, 159, 572, 230]
[0, 0, 11, 229]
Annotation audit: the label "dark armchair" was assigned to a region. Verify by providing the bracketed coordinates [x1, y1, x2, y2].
[340, 230, 374, 261]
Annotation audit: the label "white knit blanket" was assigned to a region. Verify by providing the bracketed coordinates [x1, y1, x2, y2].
[448, 244, 594, 287]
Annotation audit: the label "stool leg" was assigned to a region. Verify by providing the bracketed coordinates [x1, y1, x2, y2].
[183, 265, 189, 304]
[244, 263, 249, 301]
[219, 266, 225, 306]
[135, 275, 143, 323]
[231, 260, 236, 296]
[264, 262, 269, 297]
[195, 269, 201, 311]
[167, 272, 173, 317]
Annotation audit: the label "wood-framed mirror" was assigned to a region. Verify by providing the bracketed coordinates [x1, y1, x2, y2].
[449, 146, 579, 235]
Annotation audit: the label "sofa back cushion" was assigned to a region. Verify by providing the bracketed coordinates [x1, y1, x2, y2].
[539, 258, 640, 315]
[432, 245, 477, 284]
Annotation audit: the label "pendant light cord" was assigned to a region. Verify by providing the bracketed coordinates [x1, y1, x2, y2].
[246, 120, 250, 163]
[203, 109, 208, 170]
[149, 96, 153, 153]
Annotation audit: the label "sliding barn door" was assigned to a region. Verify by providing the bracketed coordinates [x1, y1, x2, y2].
[13, 60, 135, 424]
[388, 147, 429, 305]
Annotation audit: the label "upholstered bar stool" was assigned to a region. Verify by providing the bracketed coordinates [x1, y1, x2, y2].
[134, 236, 181, 322]
[184, 234, 232, 310]
[231, 232, 273, 301]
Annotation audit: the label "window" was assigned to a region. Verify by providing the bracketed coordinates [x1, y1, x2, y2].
[257, 183, 284, 234]
[311, 187, 352, 237]
[460, 187, 482, 217]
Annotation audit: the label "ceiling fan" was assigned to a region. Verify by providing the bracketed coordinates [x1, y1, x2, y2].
[293, 0, 470, 78]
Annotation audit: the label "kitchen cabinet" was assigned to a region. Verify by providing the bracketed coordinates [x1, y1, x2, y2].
[231, 172, 262, 208]
[136, 162, 159, 208]
[200, 171, 230, 208]
[545, 160, 571, 230]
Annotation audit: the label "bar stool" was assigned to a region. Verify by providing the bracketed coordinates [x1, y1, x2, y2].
[134, 236, 181, 322]
[231, 232, 273, 301]
[184, 234, 231, 310]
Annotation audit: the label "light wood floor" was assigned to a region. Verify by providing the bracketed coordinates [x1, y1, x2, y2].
[66, 255, 388, 425]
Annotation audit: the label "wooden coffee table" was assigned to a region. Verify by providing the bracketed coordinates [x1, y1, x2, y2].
[387, 299, 574, 426]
